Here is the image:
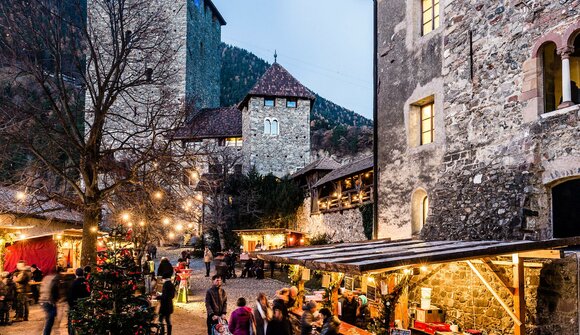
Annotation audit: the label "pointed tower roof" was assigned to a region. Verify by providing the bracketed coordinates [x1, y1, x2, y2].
[240, 63, 316, 107]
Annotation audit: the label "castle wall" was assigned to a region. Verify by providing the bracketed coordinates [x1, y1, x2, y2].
[295, 197, 367, 243]
[242, 97, 311, 177]
[186, 0, 222, 109]
[376, 0, 580, 241]
[407, 253, 579, 335]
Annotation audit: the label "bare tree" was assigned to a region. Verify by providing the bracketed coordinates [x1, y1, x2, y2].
[0, 0, 186, 264]
[191, 142, 243, 251]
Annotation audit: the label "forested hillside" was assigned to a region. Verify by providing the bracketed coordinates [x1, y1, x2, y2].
[220, 43, 373, 158]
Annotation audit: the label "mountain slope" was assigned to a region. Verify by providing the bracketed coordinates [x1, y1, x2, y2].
[220, 43, 373, 158]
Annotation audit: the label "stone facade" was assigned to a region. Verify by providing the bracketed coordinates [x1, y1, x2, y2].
[241, 97, 311, 177]
[407, 253, 579, 335]
[185, 0, 222, 109]
[86, 0, 223, 153]
[376, 0, 580, 241]
[295, 197, 366, 243]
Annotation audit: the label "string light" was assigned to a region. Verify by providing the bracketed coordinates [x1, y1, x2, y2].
[168, 232, 175, 239]
[15, 191, 26, 201]
[187, 223, 193, 229]
[127, 222, 133, 227]
[153, 191, 163, 199]
[162, 218, 170, 225]
[176, 224, 183, 231]
[121, 212, 130, 221]
[19, 233, 26, 239]
[56, 235, 63, 240]
[139, 221, 146, 227]
[195, 194, 203, 201]
[90, 226, 98, 233]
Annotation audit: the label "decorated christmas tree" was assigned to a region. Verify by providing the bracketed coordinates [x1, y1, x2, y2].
[69, 227, 156, 335]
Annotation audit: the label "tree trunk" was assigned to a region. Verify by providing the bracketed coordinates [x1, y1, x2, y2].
[81, 204, 100, 266]
[217, 223, 226, 251]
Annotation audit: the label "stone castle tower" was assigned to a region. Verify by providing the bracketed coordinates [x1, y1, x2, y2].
[239, 62, 315, 177]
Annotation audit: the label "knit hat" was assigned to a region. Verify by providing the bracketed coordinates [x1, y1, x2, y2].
[358, 295, 368, 306]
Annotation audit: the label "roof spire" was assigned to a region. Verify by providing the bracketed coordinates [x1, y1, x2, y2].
[274, 49, 277, 63]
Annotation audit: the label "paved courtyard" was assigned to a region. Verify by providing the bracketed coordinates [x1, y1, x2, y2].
[1, 247, 288, 335]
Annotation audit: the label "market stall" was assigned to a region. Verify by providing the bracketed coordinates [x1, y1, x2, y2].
[253, 237, 580, 335]
[234, 228, 306, 252]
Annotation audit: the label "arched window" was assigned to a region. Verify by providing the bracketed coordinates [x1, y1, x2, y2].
[422, 196, 429, 227]
[271, 119, 279, 135]
[411, 188, 428, 236]
[541, 42, 562, 113]
[263, 118, 271, 134]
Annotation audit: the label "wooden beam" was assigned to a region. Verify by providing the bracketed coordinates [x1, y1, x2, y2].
[466, 260, 522, 326]
[513, 254, 526, 335]
[517, 249, 563, 259]
[481, 258, 515, 295]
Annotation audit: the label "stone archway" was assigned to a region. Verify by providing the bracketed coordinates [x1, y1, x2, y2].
[552, 178, 580, 238]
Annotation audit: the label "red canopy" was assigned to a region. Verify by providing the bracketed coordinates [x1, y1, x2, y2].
[4, 236, 57, 274]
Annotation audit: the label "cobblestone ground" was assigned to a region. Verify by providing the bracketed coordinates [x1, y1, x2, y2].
[0, 247, 289, 335]
[160, 247, 289, 334]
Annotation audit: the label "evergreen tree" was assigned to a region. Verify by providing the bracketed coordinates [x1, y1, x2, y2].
[69, 227, 155, 335]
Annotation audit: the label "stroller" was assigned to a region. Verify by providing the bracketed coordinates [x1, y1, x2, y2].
[212, 318, 233, 335]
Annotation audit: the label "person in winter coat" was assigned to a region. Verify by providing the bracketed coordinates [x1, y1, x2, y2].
[142, 255, 154, 295]
[157, 275, 175, 335]
[39, 271, 61, 335]
[205, 275, 227, 335]
[253, 293, 272, 335]
[228, 297, 255, 335]
[272, 288, 293, 335]
[0, 272, 15, 325]
[266, 305, 290, 335]
[30, 264, 43, 304]
[355, 295, 371, 330]
[13, 261, 31, 321]
[319, 308, 341, 335]
[0, 273, 8, 325]
[157, 257, 174, 279]
[300, 301, 321, 335]
[68, 268, 90, 334]
[204, 247, 213, 277]
[339, 290, 358, 325]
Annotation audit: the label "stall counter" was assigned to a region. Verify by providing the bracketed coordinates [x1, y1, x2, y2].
[290, 307, 373, 335]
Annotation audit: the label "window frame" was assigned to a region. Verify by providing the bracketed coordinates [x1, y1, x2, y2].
[286, 98, 297, 108]
[421, 0, 440, 36]
[264, 118, 271, 135]
[271, 119, 279, 136]
[264, 97, 275, 107]
[420, 102, 435, 145]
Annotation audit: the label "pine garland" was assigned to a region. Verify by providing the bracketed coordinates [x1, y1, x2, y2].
[368, 275, 411, 335]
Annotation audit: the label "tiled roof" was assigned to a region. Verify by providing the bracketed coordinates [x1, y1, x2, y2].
[174, 106, 242, 140]
[313, 156, 373, 188]
[0, 186, 83, 224]
[240, 63, 316, 107]
[291, 157, 341, 179]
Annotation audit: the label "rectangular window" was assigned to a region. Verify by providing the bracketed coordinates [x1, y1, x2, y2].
[286, 99, 297, 108]
[422, 0, 440, 36]
[225, 137, 243, 147]
[420, 103, 434, 145]
[264, 98, 275, 107]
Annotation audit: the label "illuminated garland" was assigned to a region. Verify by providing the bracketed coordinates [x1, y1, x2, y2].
[368, 274, 411, 335]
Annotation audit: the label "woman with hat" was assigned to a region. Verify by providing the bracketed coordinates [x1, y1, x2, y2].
[356, 295, 371, 329]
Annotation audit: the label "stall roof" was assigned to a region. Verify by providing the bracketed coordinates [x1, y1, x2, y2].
[233, 228, 305, 236]
[253, 237, 580, 275]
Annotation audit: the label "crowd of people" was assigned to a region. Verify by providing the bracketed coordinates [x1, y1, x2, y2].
[0, 260, 92, 335]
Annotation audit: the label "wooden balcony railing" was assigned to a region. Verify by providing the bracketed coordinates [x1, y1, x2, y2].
[317, 185, 373, 213]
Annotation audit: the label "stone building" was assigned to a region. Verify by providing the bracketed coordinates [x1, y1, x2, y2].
[375, 0, 579, 241]
[239, 62, 314, 177]
[176, 62, 314, 178]
[293, 156, 373, 242]
[375, 0, 580, 333]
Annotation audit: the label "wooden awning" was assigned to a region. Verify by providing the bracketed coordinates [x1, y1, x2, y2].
[233, 228, 305, 236]
[253, 237, 580, 275]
